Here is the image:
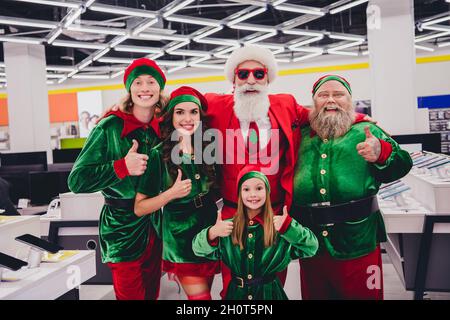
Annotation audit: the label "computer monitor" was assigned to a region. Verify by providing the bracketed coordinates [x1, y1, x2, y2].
[28, 171, 70, 205]
[0, 151, 47, 170]
[391, 133, 442, 154]
[52, 149, 81, 164]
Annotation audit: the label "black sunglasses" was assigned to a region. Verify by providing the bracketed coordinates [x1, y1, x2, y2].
[235, 68, 267, 80]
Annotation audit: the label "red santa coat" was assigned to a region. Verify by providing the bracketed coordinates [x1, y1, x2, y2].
[205, 93, 309, 219]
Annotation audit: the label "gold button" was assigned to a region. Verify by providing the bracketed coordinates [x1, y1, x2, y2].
[322, 230, 328, 237]
[321, 154, 327, 159]
[248, 295, 253, 300]
[323, 139, 328, 143]
[247, 274, 253, 280]
[248, 253, 253, 259]
[320, 169, 326, 175]
[191, 154, 195, 160]
[194, 174, 201, 180]
[320, 188, 326, 194]
[249, 220, 254, 226]
[248, 233, 253, 239]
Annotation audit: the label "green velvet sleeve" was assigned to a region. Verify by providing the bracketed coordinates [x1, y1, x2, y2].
[136, 147, 162, 197]
[368, 124, 413, 183]
[280, 219, 319, 259]
[68, 125, 121, 193]
[192, 227, 221, 260]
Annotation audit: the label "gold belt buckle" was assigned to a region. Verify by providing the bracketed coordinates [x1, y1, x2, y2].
[194, 195, 203, 208]
[236, 276, 244, 288]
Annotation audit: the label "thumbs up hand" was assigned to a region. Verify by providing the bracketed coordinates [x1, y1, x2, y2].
[124, 139, 149, 176]
[356, 126, 381, 163]
[167, 169, 192, 200]
[273, 206, 289, 232]
[209, 211, 234, 240]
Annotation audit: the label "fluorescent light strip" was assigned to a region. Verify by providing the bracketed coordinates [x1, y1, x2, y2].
[192, 26, 224, 41]
[415, 31, 450, 43]
[165, 15, 221, 27]
[47, 66, 76, 72]
[46, 80, 55, 85]
[68, 69, 78, 78]
[274, 4, 325, 16]
[0, 78, 6, 83]
[63, 7, 83, 28]
[89, 4, 156, 18]
[0, 36, 42, 44]
[275, 58, 291, 63]
[422, 25, 450, 32]
[438, 41, 450, 48]
[79, 59, 93, 70]
[57, 76, 68, 84]
[46, 74, 66, 79]
[189, 63, 224, 70]
[415, 44, 435, 52]
[282, 29, 323, 37]
[245, 31, 277, 44]
[330, 0, 369, 15]
[67, 25, 127, 36]
[72, 74, 110, 80]
[329, 33, 365, 41]
[189, 55, 211, 64]
[229, 24, 277, 33]
[290, 47, 323, 54]
[98, 57, 133, 64]
[327, 50, 359, 56]
[227, 7, 266, 26]
[47, 28, 63, 44]
[213, 45, 240, 57]
[422, 15, 450, 27]
[52, 40, 107, 50]
[139, 33, 189, 42]
[132, 18, 159, 36]
[288, 35, 324, 49]
[109, 35, 129, 48]
[111, 70, 125, 79]
[362, 50, 369, 55]
[167, 63, 188, 74]
[169, 50, 209, 57]
[328, 40, 364, 51]
[292, 52, 322, 62]
[156, 60, 188, 67]
[196, 38, 239, 46]
[14, 0, 79, 8]
[163, 0, 196, 18]
[0, 17, 58, 29]
[114, 45, 162, 54]
[166, 41, 191, 53]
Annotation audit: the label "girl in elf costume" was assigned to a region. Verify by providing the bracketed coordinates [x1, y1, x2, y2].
[193, 166, 319, 300]
[134, 86, 220, 300]
[68, 58, 167, 300]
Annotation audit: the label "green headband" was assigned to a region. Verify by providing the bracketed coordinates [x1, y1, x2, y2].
[166, 94, 202, 113]
[313, 75, 352, 96]
[126, 65, 166, 92]
[238, 171, 270, 194]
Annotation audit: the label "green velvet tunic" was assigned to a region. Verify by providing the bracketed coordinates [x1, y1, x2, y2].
[293, 122, 413, 260]
[193, 219, 319, 300]
[68, 115, 160, 263]
[137, 144, 218, 266]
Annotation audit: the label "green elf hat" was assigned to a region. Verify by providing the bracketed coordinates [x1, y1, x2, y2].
[237, 165, 270, 194]
[166, 86, 208, 113]
[123, 58, 166, 92]
[312, 74, 352, 96]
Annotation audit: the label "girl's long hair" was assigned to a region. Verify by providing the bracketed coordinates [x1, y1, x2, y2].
[159, 105, 216, 188]
[232, 187, 276, 250]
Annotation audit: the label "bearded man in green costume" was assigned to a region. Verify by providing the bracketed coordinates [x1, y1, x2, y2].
[291, 75, 412, 300]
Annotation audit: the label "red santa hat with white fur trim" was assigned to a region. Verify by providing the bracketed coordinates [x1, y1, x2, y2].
[224, 45, 278, 84]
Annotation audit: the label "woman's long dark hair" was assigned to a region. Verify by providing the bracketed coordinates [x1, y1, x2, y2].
[159, 106, 216, 189]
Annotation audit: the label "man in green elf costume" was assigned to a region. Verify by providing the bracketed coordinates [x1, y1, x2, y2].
[68, 58, 166, 300]
[291, 75, 413, 299]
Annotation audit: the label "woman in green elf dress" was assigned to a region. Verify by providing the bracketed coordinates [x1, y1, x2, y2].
[134, 86, 220, 300]
[193, 166, 319, 300]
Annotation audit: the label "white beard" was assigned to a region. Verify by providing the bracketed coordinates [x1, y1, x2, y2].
[233, 84, 270, 122]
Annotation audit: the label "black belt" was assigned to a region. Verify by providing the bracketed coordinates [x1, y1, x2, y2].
[104, 198, 134, 211]
[223, 199, 282, 209]
[232, 274, 277, 288]
[290, 195, 379, 226]
[165, 192, 217, 212]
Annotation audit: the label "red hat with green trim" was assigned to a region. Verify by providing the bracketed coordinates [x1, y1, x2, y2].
[166, 86, 208, 112]
[237, 165, 270, 194]
[123, 58, 166, 92]
[312, 74, 352, 96]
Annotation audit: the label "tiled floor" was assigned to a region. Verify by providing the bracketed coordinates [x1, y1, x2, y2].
[79, 254, 450, 300]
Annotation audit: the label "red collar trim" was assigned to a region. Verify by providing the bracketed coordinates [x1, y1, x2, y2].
[249, 212, 264, 226]
[104, 110, 161, 138]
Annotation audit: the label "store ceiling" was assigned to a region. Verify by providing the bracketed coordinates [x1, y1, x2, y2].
[0, 0, 449, 85]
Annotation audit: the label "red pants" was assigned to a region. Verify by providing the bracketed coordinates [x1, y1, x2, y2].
[300, 246, 384, 300]
[220, 261, 288, 299]
[108, 232, 162, 300]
